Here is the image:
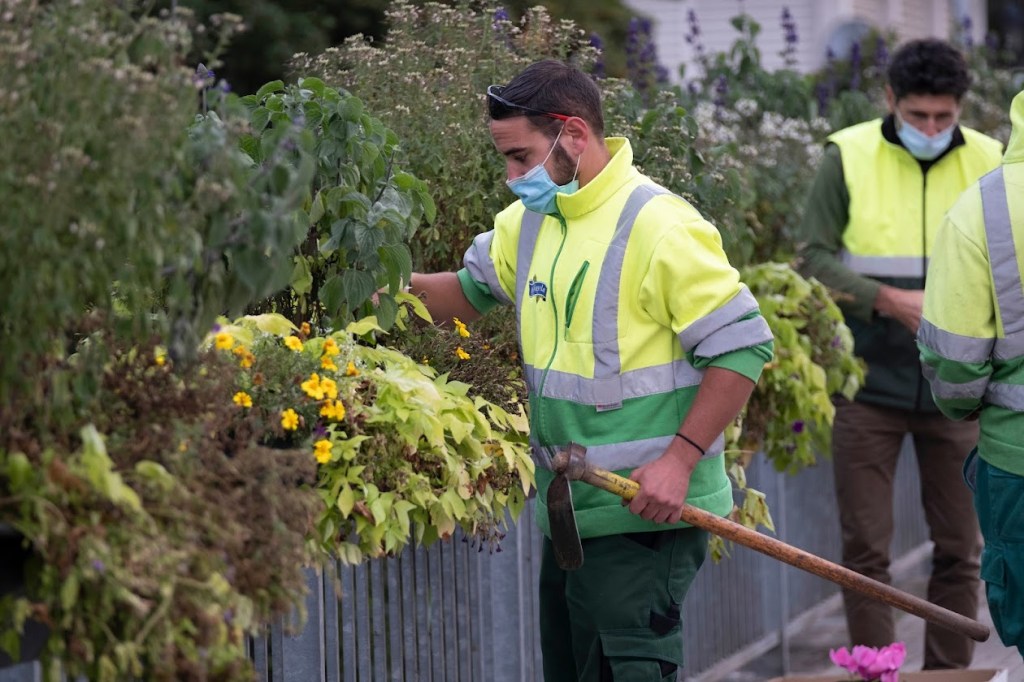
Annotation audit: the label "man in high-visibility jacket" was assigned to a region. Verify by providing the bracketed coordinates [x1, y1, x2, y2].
[796, 38, 1003, 668]
[919, 89, 1024, 658]
[409, 60, 774, 680]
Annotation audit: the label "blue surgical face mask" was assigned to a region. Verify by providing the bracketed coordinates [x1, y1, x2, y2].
[506, 127, 580, 215]
[895, 112, 956, 161]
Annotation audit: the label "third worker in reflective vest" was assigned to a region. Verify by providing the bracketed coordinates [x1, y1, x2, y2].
[919, 88, 1024, 659]
[796, 38, 1003, 668]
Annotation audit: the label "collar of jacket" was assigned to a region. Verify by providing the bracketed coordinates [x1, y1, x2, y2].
[880, 113, 966, 170]
[554, 137, 639, 220]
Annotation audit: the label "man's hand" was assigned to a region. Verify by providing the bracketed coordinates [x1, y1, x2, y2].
[626, 440, 700, 524]
[875, 285, 924, 334]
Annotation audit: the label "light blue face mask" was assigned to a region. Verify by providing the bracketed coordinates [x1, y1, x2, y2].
[895, 112, 956, 161]
[506, 127, 580, 215]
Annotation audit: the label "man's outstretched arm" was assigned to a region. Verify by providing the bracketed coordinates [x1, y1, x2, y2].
[409, 272, 483, 325]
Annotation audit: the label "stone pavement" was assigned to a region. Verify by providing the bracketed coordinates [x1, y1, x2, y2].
[707, 550, 1022, 681]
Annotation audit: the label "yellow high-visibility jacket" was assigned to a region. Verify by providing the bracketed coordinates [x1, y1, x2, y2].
[458, 138, 774, 538]
[919, 91, 1024, 478]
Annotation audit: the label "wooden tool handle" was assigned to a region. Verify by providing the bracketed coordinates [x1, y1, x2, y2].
[580, 465, 990, 643]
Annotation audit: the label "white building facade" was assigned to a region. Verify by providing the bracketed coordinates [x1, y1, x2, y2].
[625, 0, 989, 80]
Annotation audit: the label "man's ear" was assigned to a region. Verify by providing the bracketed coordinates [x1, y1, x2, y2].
[562, 117, 591, 155]
[884, 85, 896, 113]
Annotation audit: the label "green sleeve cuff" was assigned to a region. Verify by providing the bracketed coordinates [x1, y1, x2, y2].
[456, 268, 501, 315]
[703, 342, 774, 383]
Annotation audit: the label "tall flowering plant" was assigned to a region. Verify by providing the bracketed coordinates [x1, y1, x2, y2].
[829, 642, 907, 682]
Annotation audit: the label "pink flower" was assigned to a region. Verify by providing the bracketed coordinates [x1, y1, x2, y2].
[829, 642, 905, 681]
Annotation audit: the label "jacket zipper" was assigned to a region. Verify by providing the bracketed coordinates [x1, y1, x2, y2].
[534, 215, 569, 455]
[915, 172, 927, 410]
[563, 261, 590, 340]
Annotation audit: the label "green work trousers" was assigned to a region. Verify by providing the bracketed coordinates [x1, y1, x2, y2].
[538, 527, 707, 682]
[969, 451, 1024, 656]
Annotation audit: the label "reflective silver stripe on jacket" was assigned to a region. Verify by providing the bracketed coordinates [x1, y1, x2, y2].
[917, 319, 994, 363]
[523, 360, 704, 404]
[462, 230, 514, 306]
[683, 297, 773, 359]
[980, 168, 1024, 410]
[590, 184, 671, 411]
[921, 364, 990, 400]
[838, 251, 927, 278]
[531, 433, 725, 470]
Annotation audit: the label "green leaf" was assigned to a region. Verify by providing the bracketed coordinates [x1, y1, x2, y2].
[243, 313, 297, 336]
[290, 256, 313, 297]
[299, 77, 326, 98]
[320, 274, 345, 314]
[338, 484, 356, 517]
[256, 80, 285, 99]
[60, 572, 79, 611]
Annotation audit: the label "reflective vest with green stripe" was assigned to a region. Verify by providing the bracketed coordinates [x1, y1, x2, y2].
[462, 139, 774, 538]
[919, 166, 1024, 477]
[829, 120, 1002, 410]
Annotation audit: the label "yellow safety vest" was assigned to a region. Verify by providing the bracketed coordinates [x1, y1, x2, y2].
[829, 119, 1002, 278]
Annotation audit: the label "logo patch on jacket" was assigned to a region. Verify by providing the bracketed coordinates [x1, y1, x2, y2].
[528, 275, 547, 301]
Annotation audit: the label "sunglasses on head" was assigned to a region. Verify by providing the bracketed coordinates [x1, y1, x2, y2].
[486, 84, 571, 121]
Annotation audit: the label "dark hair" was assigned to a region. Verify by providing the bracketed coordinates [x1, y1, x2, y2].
[886, 38, 971, 101]
[487, 60, 605, 137]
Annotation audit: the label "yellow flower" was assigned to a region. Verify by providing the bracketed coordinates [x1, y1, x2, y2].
[321, 356, 338, 372]
[319, 377, 338, 400]
[284, 335, 303, 352]
[300, 322, 311, 336]
[215, 332, 234, 350]
[280, 408, 299, 431]
[154, 348, 167, 366]
[313, 439, 333, 464]
[232, 391, 253, 408]
[239, 351, 255, 369]
[322, 338, 340, 357]
[453, 317, 470, 338]
[232, 346, 245, 356]
[345, 360, 359, 377]
[320, 399, 346, 421]
[456, 347, 471, 361]
[301, 373, 325, 400]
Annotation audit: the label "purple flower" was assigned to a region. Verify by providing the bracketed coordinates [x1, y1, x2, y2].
[960, 15, 974, 49]
[493, 6, 509, 23]
[92, 559, 106, 574]
[713, 74, 728, 109]
[849, 41, 862, 90]
[589, 33, 606, 79]
[685, 9, 706, 63]
[780, 7, 798, 65]
[831, 335, 843, 348]
[875, 39, 889, 69]
[791, 420, 805, 434]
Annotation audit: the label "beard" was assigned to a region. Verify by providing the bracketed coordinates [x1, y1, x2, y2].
[549, 141, 579, 185]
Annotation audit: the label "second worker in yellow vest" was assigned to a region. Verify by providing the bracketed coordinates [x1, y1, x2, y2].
[796, 38, 1002, 669]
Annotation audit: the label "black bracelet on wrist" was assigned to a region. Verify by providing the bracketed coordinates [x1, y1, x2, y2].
[674, 431, 706, 457]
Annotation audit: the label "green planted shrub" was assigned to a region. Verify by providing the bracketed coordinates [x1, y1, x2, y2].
[211, 312, 534, 563]
[292, 0, 599, 273]
[239, 78, 435, 331]
[734, 263, 864, 473]
[1, 335, 323, 681]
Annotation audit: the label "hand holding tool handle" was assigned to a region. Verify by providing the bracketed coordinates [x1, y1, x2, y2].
[557, 453, 990, 643]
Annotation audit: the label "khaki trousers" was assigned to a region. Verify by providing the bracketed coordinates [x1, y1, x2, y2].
[832, 399, 982, 669]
